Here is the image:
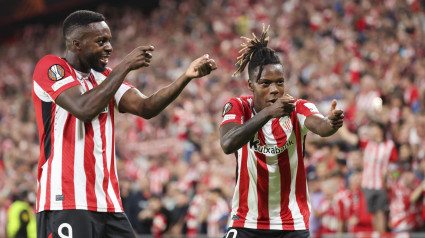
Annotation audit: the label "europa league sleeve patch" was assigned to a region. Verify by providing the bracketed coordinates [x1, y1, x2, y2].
[222, 103, 233, 116]
[47, 64, 65, 81]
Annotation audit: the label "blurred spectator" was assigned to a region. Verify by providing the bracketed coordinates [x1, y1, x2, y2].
[389, 170, 422, 232]
[6, 190, 36, 238]
[346, 172, 373, 233]
[339, 121, 398, 232]
[138, 195, 170, 237]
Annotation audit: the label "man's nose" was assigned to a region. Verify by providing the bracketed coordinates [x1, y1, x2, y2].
[105, 42, 113, 52]
[270, 83, 279, 94]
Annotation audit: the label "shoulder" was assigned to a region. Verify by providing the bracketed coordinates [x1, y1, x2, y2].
[294, 98, 320, 115]
[35, 55, 66, 69]
[34, 55, 71, 79]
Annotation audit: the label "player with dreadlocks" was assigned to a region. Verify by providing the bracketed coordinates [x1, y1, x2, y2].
[220, 25, 344, 238]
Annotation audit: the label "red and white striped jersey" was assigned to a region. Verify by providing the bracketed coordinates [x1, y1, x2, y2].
[360, 139, 398, 190]
[220, 96, 320, 230]
[32, 55, 133, 213]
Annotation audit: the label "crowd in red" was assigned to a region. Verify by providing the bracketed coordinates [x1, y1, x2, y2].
[0, 0, 424, 237]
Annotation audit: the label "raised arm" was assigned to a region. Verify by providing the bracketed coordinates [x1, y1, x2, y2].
[56, 46, 154, 122]
[118, 54, 217, 119]
[220, 96, 295, 154]
[305, 99, 344, 137]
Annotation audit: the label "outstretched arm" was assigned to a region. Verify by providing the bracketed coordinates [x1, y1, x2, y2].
[220, 95, 295, 154]
[56, 46, 154, 122]
[118, 54, 217, 119]
[305, 99, 344, 137]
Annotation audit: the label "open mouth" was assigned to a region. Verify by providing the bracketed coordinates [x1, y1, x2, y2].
[100, 55, 110, 64]
[268, 99, 277, 103]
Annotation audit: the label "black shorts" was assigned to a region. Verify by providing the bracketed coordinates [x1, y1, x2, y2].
[36, 210, 136, 238]
[363, 188, 388, 213]
[224, 227, 311, 238]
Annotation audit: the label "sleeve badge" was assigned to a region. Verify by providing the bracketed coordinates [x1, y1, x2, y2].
[48, 64, 65, 81]
[222, 103, 233, 116]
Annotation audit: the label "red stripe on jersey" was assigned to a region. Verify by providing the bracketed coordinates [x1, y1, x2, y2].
[84, 123, 97, 210]
[278, 150, 295, 229]
[272, 119, 288, 147]
[294, 118, 309, 228]
[233, 144, 249, 227]
[44, 104, 56, 211]
[255, 128, 270, 229]
[99, 112, 114, 212]
[62, 114, 76, 209]
[255, 151, 270, 229]
[109, 102, 123, 210]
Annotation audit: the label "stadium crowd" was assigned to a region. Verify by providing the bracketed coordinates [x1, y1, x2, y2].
[0, 0, 425, 237]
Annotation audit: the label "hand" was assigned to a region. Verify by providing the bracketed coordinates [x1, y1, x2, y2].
[327, 99, 344, 129]
[124, 45, 154, 71]
[266, 94, 295, 118]
[185, 54, 217, 79]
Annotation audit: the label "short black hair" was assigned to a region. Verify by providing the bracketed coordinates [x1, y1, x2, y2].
[63, 10, 105, 38]
[233, 24, 282, 81]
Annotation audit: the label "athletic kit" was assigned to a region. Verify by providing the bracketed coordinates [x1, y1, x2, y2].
[221, 96, 319, 237]
[32, 55, 134, 237]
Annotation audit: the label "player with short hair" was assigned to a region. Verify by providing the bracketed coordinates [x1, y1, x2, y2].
[32, 10, 216, 238]
[220, 25, 344, 238]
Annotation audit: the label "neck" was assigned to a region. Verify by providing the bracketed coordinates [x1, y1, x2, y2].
[64, 51, 90, 74]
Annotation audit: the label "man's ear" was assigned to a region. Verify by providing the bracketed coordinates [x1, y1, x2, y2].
[72, 39, 81, 50]
[248, 79, 254, 92]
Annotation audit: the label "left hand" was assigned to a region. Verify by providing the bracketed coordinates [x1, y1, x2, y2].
[185, 54, 217, 79]
[327, 99, 344, 129]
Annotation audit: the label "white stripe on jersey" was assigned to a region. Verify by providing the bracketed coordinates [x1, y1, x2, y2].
[105, 112, 121, 212]
[50, 106, 68, 210]
[33, 81, 54, 102]
[245, 149, 259, 229]
[74, 121, 87, 209]
[287, 134, 306, 230]
[38, 160, 49, 211]
[92, 118, 108, 211]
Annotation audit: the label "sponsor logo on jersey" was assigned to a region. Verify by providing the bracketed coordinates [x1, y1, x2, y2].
[48, 64, 65, 81]
[250, 137, 294, 155]
[222, 103, 233, 116]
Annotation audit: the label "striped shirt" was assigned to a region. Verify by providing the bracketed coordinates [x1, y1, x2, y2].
[360, 139, 398, 190]
[220, 96, 320, 230]
[32, 55, 132, 213]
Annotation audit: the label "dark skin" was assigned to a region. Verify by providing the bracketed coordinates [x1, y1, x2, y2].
[220, 64, 344, 154]
[57, 21, 217, 122]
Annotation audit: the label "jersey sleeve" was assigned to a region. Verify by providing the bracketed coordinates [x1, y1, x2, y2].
[33, 55, 80, 101]
[114, 82, 134, 108]
[295, 99, 321, 132]
[220, 98, 244, 127]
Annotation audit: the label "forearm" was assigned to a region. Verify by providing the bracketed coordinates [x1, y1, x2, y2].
[306, 114, 339, 137]
[78, 65, 129, 120]
[314, 116, 339, 137]
[138, 73, 192, 119]
[220, 110, 271, 154]
[56, 63, 130, 122]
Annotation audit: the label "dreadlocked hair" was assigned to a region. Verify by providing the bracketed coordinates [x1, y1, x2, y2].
[233, 24, 281, 81]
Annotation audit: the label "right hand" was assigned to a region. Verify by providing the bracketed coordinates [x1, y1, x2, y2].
[124, 45, 155, 71]
[266, 94, 295, 118]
